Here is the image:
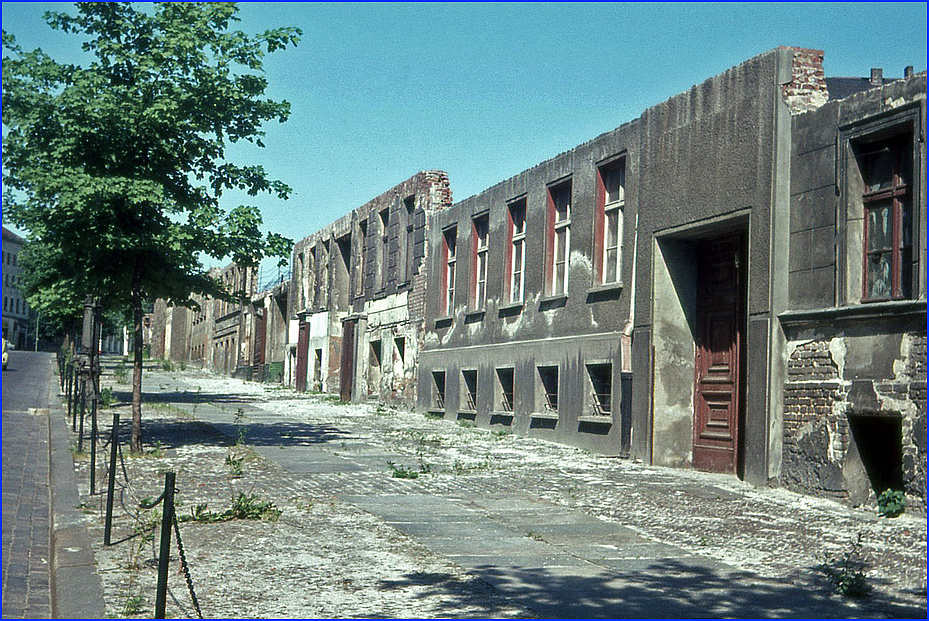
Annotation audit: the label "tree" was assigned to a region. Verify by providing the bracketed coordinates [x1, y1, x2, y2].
[3, 3, 299, 451]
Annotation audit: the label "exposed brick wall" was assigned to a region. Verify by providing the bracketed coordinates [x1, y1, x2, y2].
[782, 333, 928, 504]
[782, 340, 849, 499]
[781, 47, 828, 114]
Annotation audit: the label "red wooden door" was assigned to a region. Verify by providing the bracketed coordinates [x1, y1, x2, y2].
[339, 319, 356, 402]
[295, 321, 309, 392]
[693, 234, 743, 474]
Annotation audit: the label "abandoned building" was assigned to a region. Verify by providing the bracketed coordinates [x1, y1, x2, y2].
[287, 171, 453, 406]
[148, 48, 926, 506]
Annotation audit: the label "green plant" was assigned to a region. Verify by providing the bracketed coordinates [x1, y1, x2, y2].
[225, 452, 245, 477]
[228, 493, 282, 521]
[821, 533, 870, 598]
[179, 361, 187, 371]
[161, 359, 174, 372]
[492, 429, 512, 439]
[424, 411, 443, 420]
[114, 363, 128, 384]
[387, 461, 419, 479]
[98, 386, 115, 408]
[121, 591, 145, 615]
[876, 489, 906, 518]
[458, 420, 476, 429]
[233, 407, 249, 445]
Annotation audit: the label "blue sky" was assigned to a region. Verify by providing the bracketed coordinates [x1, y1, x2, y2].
[2, 2, 927, 280]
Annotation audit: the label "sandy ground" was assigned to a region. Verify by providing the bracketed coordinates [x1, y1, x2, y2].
[68, 365, 927, 618]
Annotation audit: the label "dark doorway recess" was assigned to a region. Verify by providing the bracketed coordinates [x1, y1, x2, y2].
[848, 413, 904, 495]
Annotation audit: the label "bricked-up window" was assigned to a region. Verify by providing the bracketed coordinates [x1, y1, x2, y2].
[471, 214, 489, 308]
[461, 369, 478, 411]
[432, 370, 446, 409]
[537, 365, 559, 412]
[442, 227, 457, 315]
[586, 363, 612, 416]
[507, 199, 526, 303]
[547, 181, 572, 296]
[379, 208, 390, 290]
[596, 160, 625, 285]
[496, 367, 514, 412]
[860, 136, 912, 301]
[402, 196, 415, 284]
[356, 220, 367, 297]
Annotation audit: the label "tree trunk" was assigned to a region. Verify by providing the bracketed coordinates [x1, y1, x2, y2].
[131, 267, 144, 453]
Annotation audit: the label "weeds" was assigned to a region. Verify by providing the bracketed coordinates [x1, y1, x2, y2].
[225, 453, 246, 477]
[179, 494, 282, 523]
[387, 460, 423, 479]
[160, 359, 174, 372]
[821, 533, 870, 598]
[424, 411, 443, 420]
[233, 407, 249, 445]
[114, 363, 128, 384]
[98, 386, 116, 408]
[121, 591, 145, 615]
[876, 489, 906, 518]
[458, 420, 476, 429]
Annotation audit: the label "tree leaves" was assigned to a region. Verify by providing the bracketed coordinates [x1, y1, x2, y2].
[2, 2, 300, 315]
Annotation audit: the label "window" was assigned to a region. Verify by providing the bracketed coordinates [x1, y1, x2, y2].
[403, 195, 415, 283]
[368, 340, 382, 396]
[507, 199, 526, 303]
[356, 220, 367, 296]
[596, 160, 625, 285]
[379, 208, 390, 290]
[432, 371, 446, 409]
[442, 227, 457, 315]
[495, 367, 514, 412]
[471, 214, 489, 308]
[537, 365, 559, 413]
[394, 336, 405, 364]
[313, 348, 323, 391]
[461, 369, 478, 411]
[586, 363, 612, 416]
[547, 182, 571, 296]
[860, 136, 912, 301]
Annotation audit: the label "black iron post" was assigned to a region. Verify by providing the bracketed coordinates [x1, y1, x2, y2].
[104, 411, 119, 546]
[154, 471, 176, 619]
[77, 378, 86, 453]
[90, 378, 98, 495]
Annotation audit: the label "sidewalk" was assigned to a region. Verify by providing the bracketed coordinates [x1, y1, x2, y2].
[67, 362, 926, 618]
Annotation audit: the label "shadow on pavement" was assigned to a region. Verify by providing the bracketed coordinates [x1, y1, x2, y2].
[377, 559, 926, 619]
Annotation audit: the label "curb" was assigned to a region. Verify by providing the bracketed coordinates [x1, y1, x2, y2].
[47, 372, 107, 619]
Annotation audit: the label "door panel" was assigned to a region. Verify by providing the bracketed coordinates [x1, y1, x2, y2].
[693, 234, 743, 474]
[295, 321, 309, 392]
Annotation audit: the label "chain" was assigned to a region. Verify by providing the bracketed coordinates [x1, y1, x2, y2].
[172, 513, 203, 619]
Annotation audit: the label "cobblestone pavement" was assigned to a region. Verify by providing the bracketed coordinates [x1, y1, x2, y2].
[69, 362, 927, 618]
[2, 353, 53, 619]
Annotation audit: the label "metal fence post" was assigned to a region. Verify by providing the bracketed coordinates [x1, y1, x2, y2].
[77, 378, 86, 453]
[155, 471, 176, 619]
[103, 411, 119, 546]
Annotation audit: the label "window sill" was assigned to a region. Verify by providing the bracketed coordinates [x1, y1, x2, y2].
[464, 309, 485, 322]
[498, 301, 524, 316]
[587, 282, 623, 295]
[539, 294, 568, 310]
[529, 411, 559, 421]
[778, 299, 926, 327]
[577, 415, 613, 425]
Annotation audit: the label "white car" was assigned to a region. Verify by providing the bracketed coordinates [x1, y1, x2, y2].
[2, 338, 8, 370]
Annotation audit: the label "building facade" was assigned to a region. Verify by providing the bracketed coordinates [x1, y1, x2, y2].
[288, 170, 453, 406]
[2, 227, 31, 350]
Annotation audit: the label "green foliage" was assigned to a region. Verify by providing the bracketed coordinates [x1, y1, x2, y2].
[98, 386, 115, 408]
[180, 494, 281, 523]
[458, 420, 476, 429]
[387, 461, 420, 479]
[121, 591, 145, 616]
[424, 411, 444, 420]
[821, 533, 870, 598]
[160, 359, 174, 372]
[225, 452, 245, 477]
[876, 489, 906, 518]
[114, 361, 128, 384]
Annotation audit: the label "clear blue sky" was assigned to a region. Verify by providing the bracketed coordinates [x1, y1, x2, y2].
[2, 2, 927, 280]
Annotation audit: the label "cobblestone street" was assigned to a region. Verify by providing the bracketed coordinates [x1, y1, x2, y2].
[67, 361, 926, 618]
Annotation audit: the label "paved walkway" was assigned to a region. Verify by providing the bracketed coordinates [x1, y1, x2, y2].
[114, 367, 925, 618]
[2, 351, 105, 620]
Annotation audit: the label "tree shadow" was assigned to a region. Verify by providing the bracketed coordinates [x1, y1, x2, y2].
[377, 558, 926, 619]
[112, 389, 260, 406]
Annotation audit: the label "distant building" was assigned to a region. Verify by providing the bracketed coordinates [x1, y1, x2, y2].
[2, 226, 31, 349]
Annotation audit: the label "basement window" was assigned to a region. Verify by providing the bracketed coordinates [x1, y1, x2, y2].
[537, 365, 559, 413]
[495, 367, 515, 412]
[461, 369, 478, 412]
[586, 363, 612, 416]
[432, 370, 446, 409]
